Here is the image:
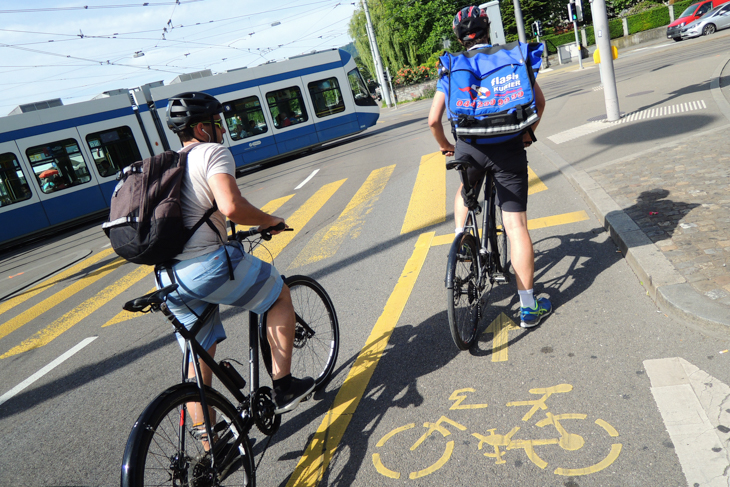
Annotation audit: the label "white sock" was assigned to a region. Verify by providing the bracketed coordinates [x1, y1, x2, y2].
[519, 289, 535, 309]
[455, 227, 464, 236]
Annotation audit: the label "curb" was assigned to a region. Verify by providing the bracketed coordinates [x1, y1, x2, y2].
[535, 54, 730, 338]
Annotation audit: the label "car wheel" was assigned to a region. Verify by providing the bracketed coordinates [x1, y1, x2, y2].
[702, 24, 716, 35]
[672, 36, 682, 42]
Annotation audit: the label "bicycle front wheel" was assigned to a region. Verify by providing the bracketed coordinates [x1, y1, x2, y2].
[262, 275, 339, 391]
[121, 384, 254, 487]
[446, 233, 480, 350]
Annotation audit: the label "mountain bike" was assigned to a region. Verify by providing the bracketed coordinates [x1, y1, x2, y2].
[120, 224, 340, 487]
[445, 160, 510, 350]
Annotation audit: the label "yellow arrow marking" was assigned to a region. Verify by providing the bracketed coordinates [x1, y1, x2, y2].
[401, 152, 446, 234]
[0, 248, 115, 322]
[253, 180, 346, 263]
[483, 312, 520, 362]
[285, 232, 434, 487]
[290, 166, 394, 268]
[1, 259, 148, 358]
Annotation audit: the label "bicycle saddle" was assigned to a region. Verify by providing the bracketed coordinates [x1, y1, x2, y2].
[123, 284, 179, 312]
[445, 159, 477, 171]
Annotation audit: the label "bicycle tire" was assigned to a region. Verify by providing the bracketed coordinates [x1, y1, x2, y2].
[121, 383, 254, 487]
[261, 275, 339, 391]
[446, 233, 480, 350]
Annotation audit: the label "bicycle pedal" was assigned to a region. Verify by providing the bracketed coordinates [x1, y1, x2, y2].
[493, 273, 508, 283]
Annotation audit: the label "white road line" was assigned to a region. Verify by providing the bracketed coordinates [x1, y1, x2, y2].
[644, 357, 730, 487]
[0, 336, 97, 407]
[295, 169, 320, 190]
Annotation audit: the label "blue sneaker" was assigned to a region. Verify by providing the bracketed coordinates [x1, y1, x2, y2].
[520, 297, 552, 328]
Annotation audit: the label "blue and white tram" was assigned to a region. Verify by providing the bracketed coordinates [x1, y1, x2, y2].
[138, 48, 379, 167]
[0, 94, 161, 250]
[0, 48, 379, 251]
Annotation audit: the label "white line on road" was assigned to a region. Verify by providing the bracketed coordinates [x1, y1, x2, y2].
[0, 336, 97, 407]
[644, 357, 730, 487]
[295, 169, 320, 190]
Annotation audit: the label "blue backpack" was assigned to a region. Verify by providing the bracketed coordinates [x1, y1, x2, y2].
[439, 41, 543, 143]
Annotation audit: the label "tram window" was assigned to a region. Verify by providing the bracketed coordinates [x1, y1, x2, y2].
[0, 152, 32, 207]
[266, 86, 308, 129]
[26, 139, 92, 194]
[86, 126, 142, 178]
[223, 96, 269, 141]
[308, 77, 346, 118]
[348, 68, 377, 107]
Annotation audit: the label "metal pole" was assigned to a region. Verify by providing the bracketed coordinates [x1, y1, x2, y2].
[590, 0, 620, 121]
[573, 19, 583, 69]
[362, 0, 393, 107]
[385, 67, 397, 109]
[513, 0, 527, 43]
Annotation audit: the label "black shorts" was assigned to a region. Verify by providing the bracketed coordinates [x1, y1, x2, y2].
[453, 136, 528, 213]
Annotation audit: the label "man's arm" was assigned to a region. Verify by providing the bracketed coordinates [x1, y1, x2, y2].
[208, 173, 284, 230]
[427, 90, 455, 156]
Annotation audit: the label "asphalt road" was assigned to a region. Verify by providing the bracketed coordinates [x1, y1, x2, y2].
[1, 32, 730, 487]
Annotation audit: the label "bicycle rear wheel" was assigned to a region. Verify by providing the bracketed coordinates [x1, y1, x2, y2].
[262, 275, 339, 391]
[493, 202, 510, 278]
[446, 233, 480, 350]
[121, 384, 254, 487]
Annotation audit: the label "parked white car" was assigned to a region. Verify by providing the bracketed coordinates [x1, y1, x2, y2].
[681, 3, 730, 38]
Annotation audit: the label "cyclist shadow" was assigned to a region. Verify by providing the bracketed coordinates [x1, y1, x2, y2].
[287, 309, 461, 486]
[470, 224, 627, 356]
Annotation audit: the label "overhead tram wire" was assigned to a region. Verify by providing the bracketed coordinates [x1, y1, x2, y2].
[0, 1, 205, 14]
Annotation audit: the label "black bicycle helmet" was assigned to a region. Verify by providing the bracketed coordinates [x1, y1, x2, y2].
[452, 6, 490, 41]
[166, 91, 223, 133]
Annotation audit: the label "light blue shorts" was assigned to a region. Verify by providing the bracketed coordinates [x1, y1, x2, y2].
[156, 242, 283, 353]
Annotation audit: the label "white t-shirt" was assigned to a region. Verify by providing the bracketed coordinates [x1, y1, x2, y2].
[176, 142, 235, 261]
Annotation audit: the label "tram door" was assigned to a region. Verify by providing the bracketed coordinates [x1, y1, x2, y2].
[0, 140, 50, 243]
[14, 128, 107, 226]
[300, 69, 358, 143]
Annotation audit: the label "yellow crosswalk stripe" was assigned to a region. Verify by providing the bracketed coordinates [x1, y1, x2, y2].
[253, 180, 346, 263]
[401, 152, 446, 234]
[0, 254, 123, 343]
[0, 248, 115, 320]
[289, 166, 395, 268]
[1, 264, 151, 358]
[430, 210, 590, 247]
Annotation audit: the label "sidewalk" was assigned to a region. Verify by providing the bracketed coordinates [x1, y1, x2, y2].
[537, 52, 730, 338]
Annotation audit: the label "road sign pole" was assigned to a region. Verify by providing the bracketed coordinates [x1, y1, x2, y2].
[590, 0, 621, 121]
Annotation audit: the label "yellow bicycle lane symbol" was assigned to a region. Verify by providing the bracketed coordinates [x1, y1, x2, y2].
[372, 384, 621, 479]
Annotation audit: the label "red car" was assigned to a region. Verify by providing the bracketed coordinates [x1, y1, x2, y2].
[667, 0, 730, 40]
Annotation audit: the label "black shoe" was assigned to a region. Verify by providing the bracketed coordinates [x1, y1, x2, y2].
[273, 376, 315, 414]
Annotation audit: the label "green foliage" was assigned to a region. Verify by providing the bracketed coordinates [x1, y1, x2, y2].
[627, 4, 671, 33]
[671, 0, 696, 17]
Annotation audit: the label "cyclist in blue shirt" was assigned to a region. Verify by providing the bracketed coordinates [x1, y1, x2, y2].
[428, 6, 552, 328]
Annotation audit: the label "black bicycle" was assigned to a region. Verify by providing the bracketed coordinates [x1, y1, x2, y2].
[445, 160, 511, 350]
[120, 224, 340, 487]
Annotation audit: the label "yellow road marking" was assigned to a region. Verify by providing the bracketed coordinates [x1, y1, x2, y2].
[1, 259, 147, 358]
[401, 152, 446, 234]
[528, 167, 548, 195]
[0, 248, 115, 320]
[253, 180, 345, 263]
[554, 444, 623, 476]
[431, 210, 590, 247]
[286, 232, 434, 487]
[483, 313, 520, 362]
[0, 252, 121, 343]
[410, 441, 454, 479]
[290, 166, 394, 268]
[102, 285, 157, 328]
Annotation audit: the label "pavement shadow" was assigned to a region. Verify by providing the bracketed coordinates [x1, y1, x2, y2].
[289, 309, 460, 486]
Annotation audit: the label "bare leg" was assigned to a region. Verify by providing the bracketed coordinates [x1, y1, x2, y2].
[501, 210, 534, 291]
[265, 284, 295, 380]
[455, 183, 468, 229]
[187, 343, 217, 451]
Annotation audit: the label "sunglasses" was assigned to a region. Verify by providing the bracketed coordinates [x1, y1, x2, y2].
[193, 120, 223, 129]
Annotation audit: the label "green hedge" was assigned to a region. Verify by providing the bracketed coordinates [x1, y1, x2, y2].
[627, 6, 671, 34]
[671, 0, 697, 17]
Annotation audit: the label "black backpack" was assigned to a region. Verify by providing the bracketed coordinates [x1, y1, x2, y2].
[102, 144, 217, 266]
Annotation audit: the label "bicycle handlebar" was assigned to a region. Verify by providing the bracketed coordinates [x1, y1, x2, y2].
[231, 222, 293, 242]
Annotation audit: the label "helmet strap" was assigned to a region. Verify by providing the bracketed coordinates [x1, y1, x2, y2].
[209, 115, 219, 144]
